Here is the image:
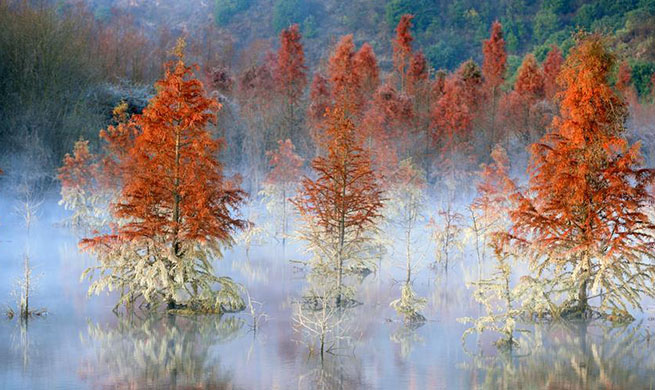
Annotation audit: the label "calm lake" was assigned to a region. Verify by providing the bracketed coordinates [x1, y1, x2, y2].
[1, 202, 655, 390]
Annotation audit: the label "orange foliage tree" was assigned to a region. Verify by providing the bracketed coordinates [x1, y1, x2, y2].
[82, 39, 247, 312]
[293, 106, 383, 307]
[542, 45, 563, 100]
[509, 34, 655, 319]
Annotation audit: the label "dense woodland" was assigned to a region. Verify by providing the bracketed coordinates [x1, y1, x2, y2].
[5, 0, 655, 355]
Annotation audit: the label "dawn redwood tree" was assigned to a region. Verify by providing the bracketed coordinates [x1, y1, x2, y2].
[542, 45, 563, 100]
[501, 54, 547, 143]
[510, 34, 655, 319]
[328, 35, 364, 117]
[261, 138, 304, 243]
[307, 72, 332, 154]
[393, 14, 414, 92]
[407, 50, 435, 172]
[387, 159, 427, 324]
[482, 21, 507, 94]
[354, 43, 380, 100]
[294, 106, 383, 307]
[431, 60, 482, 198]
[482, 21, 507, 150]
[462, 145, 521, 349]
[274, 24, 308, 145]
[238, 55, 277, 191]
[82, 39, 247, 312]
[360, 84, 412, 180]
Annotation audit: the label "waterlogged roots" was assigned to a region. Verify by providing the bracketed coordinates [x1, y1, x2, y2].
[168, 277, 246, 316]
[494, 336, 519, 351]
[390, 284, 427, 325]
[301, 295, 361, 311]
[5, 306, 47, 320]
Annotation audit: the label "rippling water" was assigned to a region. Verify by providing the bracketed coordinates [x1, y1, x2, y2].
[2, 204, 655, 389]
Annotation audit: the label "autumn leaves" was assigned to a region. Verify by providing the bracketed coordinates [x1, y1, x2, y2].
[56, 12, 655, 346]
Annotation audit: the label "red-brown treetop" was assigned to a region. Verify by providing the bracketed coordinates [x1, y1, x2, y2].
[514, 54, 545, 101]
[265, 138, 304, 186]
[275, 24, 307, 102]
[431, 70, 447, 101]
[482, 21, 507, 93]
[354, 42, 380, 98]
[393, 14, 415, 91]
[457, 59, 484, 112]
[328, 35, 363, 115]
[87, 39, 246, 248]
[542, 45, 563, 99]
[432, 73, 475, 150]
[238, 57, 276, 103]
[407, 51, 429, 97]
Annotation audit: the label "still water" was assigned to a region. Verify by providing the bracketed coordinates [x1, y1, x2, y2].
[1, 204, 655, 389]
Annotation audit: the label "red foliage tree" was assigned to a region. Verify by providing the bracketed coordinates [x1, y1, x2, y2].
[294, 106, 383, 306]
[354, 42, 380, 99]
[431, 61, 482, 196]
[360, 84, 413, 179]
[328, 35, 364, 116]
[393, 14, 415, 91]
[406, 51, 434, 172]
[510, 34, 655, 318]
[501, 54, 547, 142]
[274, 24, 308, 143]
[482, 21, 507, 94]
[83, 40, 247, 309]
[482, 21, 507, 153]
[542, 45, 564, 100]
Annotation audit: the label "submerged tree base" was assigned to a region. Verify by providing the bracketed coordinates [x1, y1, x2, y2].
[301, 295, 361, 311]
[5, 306, 47, 320]
[167, 298, 246, 316]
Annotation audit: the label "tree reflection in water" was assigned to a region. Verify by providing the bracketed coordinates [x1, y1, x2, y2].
[297, 354, 365, 390]
[462, 320, 655, 389]
[78, 314, 244, 389]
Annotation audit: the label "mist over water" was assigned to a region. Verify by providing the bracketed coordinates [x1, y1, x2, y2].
[1, 196, 655, 389]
